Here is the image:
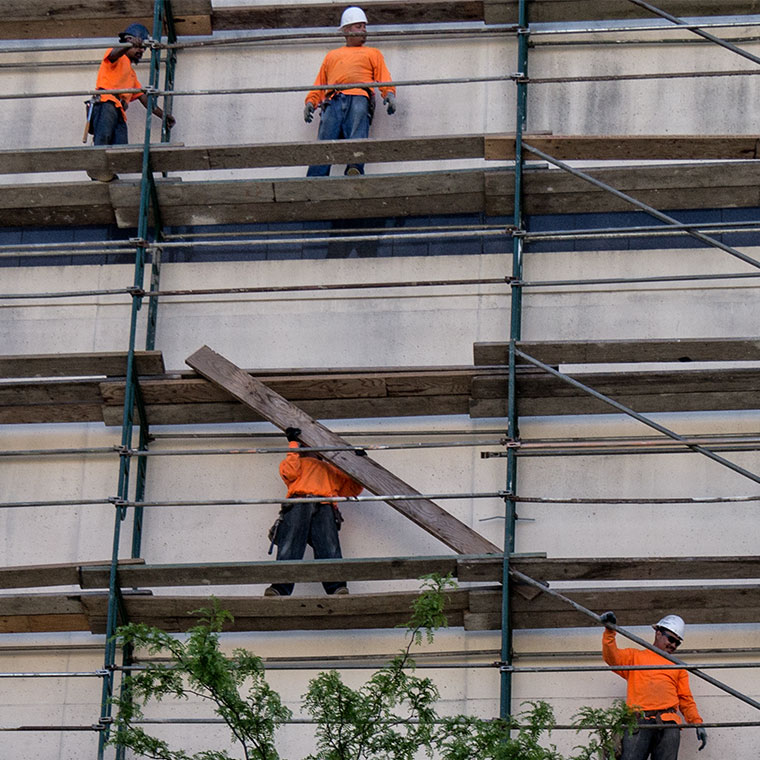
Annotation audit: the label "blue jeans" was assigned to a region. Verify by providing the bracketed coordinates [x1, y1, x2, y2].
[91, 101, 128, 146]
[307, 93, 370, 177]
[270, 500, 346, 595]
[621, 720, 680, 760]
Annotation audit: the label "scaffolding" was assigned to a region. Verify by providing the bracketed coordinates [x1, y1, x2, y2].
[0, 0, 759, 757]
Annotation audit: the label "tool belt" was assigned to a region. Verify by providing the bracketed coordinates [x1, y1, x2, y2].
[637, 706, 679, 724]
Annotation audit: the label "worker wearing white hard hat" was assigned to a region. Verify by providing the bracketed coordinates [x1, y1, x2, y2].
[599, 611, 707, 759]
[304, 6, 396, 176]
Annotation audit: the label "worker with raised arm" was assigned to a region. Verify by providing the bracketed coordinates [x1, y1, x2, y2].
[600, 611, 707, 759]
[304, 6, 396, 176]
[264, 427, 364, 597]
[87, 23, 175, 180]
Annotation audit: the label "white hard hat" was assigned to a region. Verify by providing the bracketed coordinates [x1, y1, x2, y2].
[340, 6, 368, 28]
[654, 614, 685, 641]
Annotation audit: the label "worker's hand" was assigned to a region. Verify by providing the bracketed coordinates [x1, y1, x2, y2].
[354, 448, 367, 456]
[304, 102, 315, 123]
[285, 427, 301, 442]
[165, 113, 176, 129]
[600, 611, 617, 627]
[696, 727, 707, 751]
[383, 92, 396, 115]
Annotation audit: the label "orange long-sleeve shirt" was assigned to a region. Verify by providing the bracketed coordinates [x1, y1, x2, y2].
[305, 46, 395, 107]
[95, 50, 143, 118]
[602, 629, 703, 725]
[279, 442, 364, 500]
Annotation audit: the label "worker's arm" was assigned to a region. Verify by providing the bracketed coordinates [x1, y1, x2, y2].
[373, 50, 395, 102]
[136, 94, 176, 127]
[602, 627, 634, 679]
[279, 441, 303, 484]
[305, 57, 330, 108]
[106, 44, 131, 64]
[677, 670, 703, 724]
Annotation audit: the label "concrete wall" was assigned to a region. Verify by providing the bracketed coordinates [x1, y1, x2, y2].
[1, 7, 759, 760]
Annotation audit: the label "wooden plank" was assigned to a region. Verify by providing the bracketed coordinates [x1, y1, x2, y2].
[485, 135, 760, 162]
[213, 1, 485, 29]
[0, 137, 484, 176]
[80, 555, 465, 589]
[474, 339, 760, 366]
[100, 371, 473, 406]
[465, 584, 760, 630]
[83, 588, 469, 633]
[0, 351, 165, 379]
[0, 403, 105, 425]
[0, 559, 144, 589]
[186, 346, 499, 555]
[0, 613, 90, 633]
[459, 556, 760, 583]
[100, 395, 471, 426]
[0, 0, 211, 38]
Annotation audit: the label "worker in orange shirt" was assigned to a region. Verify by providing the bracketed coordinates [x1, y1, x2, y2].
[601, 611, 707, 759]
[87, 23, 175, 180]
[265, 427, 364, 596]
[304, 6, 396, 176]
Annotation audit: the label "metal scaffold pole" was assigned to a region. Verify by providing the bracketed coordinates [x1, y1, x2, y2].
[501, 0, 529, 723]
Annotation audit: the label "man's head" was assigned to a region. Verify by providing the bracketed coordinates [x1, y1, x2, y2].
[653, 614, 685, 653]
[119, 23, 150, 62]
[340, 6, 368, 46]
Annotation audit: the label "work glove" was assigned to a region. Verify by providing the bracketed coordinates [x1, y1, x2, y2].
[696, 727, 707, 751]
[354, 448, 367, 456]
[303, 102, 315, 123]
[383, 92, 396, 115]
[600, 611, 617, 626]
[285, 427, 301, 442]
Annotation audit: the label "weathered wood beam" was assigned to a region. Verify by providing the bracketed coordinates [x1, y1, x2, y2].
[0, 0, 211, 38]
[186, 345, 499, 555]
[465, 584, 760, 630]
[0, 559, 144, 589]
[485, 135, 760, 161]
[79, 554, 760, 589]
[0, 351, 165, 379]
[475, 339, 760, 366]
[82, 588, 471, 634]
[0, 136, 486, 176]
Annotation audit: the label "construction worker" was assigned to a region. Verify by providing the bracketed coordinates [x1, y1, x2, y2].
[304, 6, 396, 176]
[264, 427, 364, 596]
[601, 611, 707, 759]
[87, 23, 175, 180]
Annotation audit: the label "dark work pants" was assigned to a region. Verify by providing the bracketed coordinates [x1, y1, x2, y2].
[307, 93, 370, 176]
[270, 500, 346, 596]
[621, 719, 680, 760]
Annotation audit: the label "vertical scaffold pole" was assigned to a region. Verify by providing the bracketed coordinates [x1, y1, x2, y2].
[99, 3, 168, 758]
[501, 0, 529, 722]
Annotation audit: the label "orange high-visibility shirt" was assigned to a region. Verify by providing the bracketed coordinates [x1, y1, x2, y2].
[95, 50, 143, 118]
[305, 46, 395, 107]
[279, 442, 364, 500]
[602, 629, 703, 724]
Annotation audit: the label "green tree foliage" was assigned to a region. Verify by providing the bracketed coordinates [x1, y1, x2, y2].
[110, 579, 636, 760]
[110, 600, 292, 760]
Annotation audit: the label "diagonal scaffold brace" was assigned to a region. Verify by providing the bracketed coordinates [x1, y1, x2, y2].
[509, 567, 760, 712]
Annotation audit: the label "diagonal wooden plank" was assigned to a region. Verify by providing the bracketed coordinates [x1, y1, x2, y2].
[186, 345, 499, 555]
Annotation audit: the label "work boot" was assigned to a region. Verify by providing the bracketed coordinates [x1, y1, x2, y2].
[345, 166, 361, 176]
[264, 586, 281, 597]
[87, 170, 118, 182]
[333, 587, 349, 595]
